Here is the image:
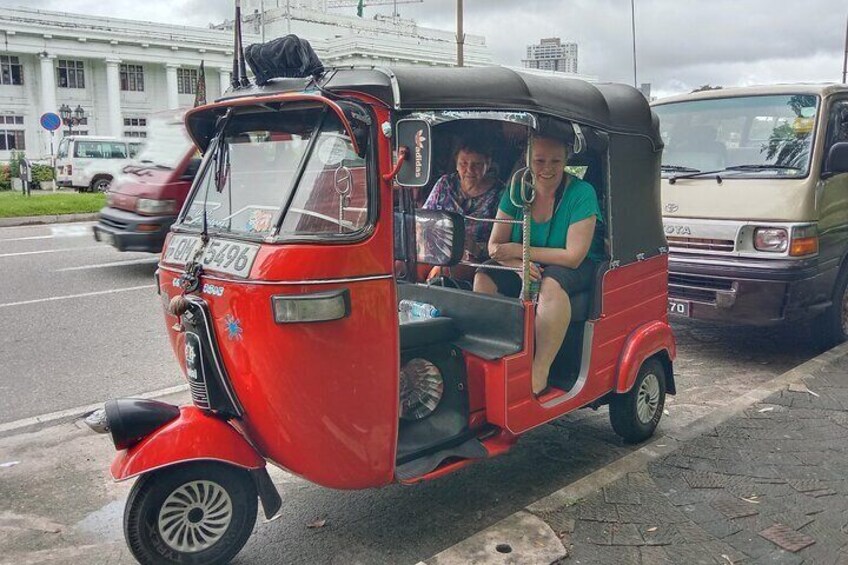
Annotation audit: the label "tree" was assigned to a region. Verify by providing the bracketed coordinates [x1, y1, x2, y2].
[691, 85, 723, 93]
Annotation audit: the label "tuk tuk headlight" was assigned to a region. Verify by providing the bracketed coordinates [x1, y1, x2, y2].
[399, 358, 444, 421]
[753, 228, 788, 253]
[272, 289, 350, 323]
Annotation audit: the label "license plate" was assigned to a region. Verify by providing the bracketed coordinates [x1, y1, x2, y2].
[668, 298, 691, 317]
[162, 234, 259, 279]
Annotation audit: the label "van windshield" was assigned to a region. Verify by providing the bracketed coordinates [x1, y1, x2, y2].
[654, 94, 819, 177]
[135, 117, 191, 169]
[180, 105, 369, 239]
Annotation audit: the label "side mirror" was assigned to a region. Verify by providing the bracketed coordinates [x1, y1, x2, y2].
[414, 209, 465, 266]
[825, 142, 848, 176]
[395, 118, 432, 187]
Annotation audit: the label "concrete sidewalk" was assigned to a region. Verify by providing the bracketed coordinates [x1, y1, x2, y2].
[426, 344, 848, 565]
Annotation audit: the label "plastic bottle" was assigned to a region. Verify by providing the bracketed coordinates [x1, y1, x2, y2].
[398, 299, 440, 321]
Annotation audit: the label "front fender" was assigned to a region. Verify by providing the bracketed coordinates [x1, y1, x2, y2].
[111, 406, 265, 481]
[615, 321, 676, 394]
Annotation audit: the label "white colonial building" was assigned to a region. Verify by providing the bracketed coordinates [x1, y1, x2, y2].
[0, 3, 490, 161]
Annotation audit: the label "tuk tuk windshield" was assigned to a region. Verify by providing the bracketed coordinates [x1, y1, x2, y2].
[654, 94, 819, 177]
[134, 116, 192, 169]
[181, 105, 368, 239]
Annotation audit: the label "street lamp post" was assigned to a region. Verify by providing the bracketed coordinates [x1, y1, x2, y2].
[631, 0, 638, 88]
[58, 104, 85, 137]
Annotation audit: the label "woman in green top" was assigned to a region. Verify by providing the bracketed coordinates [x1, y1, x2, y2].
[474, 135, 604, 395]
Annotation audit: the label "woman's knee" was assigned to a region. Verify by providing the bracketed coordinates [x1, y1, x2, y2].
[474, 272, 496, 294]
[539, 277, 569, 306]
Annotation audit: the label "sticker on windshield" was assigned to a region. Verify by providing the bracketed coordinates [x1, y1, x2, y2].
[316, 134, 349, 166]
[245, 209, 274, 233]
[162, 234, 259, 279]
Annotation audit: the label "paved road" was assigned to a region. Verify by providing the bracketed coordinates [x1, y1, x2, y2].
[0, 222, 182, 424]
[0, 219, 827, 564]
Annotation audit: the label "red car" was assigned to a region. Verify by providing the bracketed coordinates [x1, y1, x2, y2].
[93, 110, 199, 253]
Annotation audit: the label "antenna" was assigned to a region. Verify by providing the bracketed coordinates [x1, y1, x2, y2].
[235, 1, 250, 87]
[231, 1, 241, 88]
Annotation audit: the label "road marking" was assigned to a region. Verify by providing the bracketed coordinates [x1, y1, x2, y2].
[0, 284, 156, 309]
[0, 384, 189, 435]
[51, 225, 93, 237]
[0, 234, 54, 242]
[56, 258, 159, 272]
[0, 245, 103, 258]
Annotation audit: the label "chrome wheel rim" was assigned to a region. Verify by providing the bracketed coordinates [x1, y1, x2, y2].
[95, 180, 110, 191]
[636, 373, 661, 424]
[158, 480, 233, 553]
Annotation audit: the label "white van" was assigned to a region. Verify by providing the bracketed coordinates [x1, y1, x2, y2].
[55, 136, 143, 192]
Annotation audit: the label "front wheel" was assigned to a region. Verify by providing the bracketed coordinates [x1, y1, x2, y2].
[609, 358, 666, 444]
[815, 267, 848, 350]
[91, 176, 112, 192]
[124, 462, 258, 565]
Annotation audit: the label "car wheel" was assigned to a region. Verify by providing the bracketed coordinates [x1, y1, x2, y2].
[124, 462, 258, 565]
[816, 267, 848, 350]
[609, 358, 666, 444]
[91, 176, 112, 192]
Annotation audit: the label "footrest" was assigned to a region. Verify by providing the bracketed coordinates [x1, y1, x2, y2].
[394, 437, 488, 481]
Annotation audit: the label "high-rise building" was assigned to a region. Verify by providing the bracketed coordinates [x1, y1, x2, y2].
[523, 37, 578, 74]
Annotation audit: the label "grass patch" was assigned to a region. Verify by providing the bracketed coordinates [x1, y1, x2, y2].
[0, 190, 105, 218]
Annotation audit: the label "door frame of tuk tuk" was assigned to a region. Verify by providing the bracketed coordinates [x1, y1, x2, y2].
[103, 67, 675, 492]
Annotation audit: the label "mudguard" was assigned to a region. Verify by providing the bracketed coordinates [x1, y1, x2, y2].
[615, 321, 676, 394]
[111, 406, 265, 481]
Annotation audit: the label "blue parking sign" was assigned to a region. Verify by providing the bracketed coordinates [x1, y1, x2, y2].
[40, 112, 61, 131]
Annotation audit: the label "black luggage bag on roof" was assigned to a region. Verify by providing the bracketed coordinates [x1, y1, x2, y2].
[245, 35, 325, 85]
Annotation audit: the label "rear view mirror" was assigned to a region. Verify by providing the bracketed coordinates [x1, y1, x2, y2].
[395, 119, 432, 187]
[414, 209, 465, 266]
[825, 142, 848, 176]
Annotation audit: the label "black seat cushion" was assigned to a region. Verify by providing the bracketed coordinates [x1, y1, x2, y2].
[399, 317, 460, 350]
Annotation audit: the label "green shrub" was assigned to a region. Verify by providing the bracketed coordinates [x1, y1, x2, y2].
[8, 151, 25, 179]
[32, 164, 55, 184]
[0, 164, 10, 191]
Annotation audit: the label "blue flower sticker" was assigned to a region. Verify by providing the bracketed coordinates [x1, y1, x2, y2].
[224, 314, 243, 341]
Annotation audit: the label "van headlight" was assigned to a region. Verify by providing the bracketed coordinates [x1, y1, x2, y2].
[136, 198, 176, 215]
[753, 228, 788, 253]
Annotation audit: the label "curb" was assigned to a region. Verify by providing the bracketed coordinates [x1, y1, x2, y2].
[0, 213, 98, 228]
[419, 341, 848, 565]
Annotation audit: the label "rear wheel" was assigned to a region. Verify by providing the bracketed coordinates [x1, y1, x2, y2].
[90, 176, 112, 192]
[609, 358, 666, 444]
[124, 462, 258, 565]
[816, 267, 848, 350]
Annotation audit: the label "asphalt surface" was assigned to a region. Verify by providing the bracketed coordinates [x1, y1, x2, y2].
[0, 220, 827, 564]
[0, 221, 181, 424]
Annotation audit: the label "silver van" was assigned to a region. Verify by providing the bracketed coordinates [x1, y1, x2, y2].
[653, 84, 848, 347]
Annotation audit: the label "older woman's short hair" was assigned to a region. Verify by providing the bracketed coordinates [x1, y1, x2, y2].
[454, 138, 493, 160]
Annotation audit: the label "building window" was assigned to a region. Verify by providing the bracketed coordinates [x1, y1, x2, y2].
[123, 116, 148, 138]
[0, 114, 25, 150]
[57, 59, 85, 89]
[177, 68, 198, 95]
[0, 56, 23, 86]
[120, 64, 144, 92]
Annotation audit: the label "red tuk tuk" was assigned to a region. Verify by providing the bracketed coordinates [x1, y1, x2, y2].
[86, 44, 674, 564]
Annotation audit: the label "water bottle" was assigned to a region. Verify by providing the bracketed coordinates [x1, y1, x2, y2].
[528, 263, 541, 299]
[399, 299, 440, 321]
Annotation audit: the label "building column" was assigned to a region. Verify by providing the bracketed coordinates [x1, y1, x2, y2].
[165, 63, 179, 109]
[218, 68, 232, 96]
[105, 58, 123, 138]
[39, 54, 57, 159]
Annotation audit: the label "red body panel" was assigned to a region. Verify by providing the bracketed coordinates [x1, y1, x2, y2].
[486, 255, 673, 435]
[111, 406, 265, 481]
[615, 321, 676, 393]
[157, 107, 400, 490]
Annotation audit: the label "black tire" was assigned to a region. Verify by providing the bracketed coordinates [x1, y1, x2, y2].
[90, 176, 112, 192]
[609, 358, 666, 444]
[816, 267, 848, 350]
[124, 462, 258, 565]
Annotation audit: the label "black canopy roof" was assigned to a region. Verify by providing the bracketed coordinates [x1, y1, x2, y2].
[216, 66, 661, 147]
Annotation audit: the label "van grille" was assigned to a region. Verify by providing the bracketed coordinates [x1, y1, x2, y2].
[669, 274, 734, 304]
[667, 236, 735, 253]
[99, 216, 129, 230]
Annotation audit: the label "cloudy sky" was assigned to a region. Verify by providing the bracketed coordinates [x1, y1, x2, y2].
[5, 0, 847, 97]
